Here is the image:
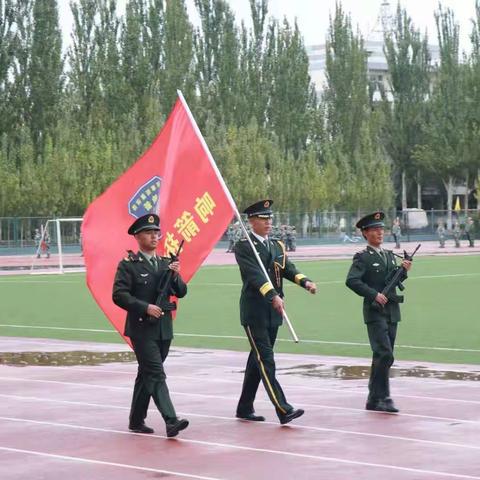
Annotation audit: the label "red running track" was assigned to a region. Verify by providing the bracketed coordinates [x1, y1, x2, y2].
[1, 338, 480, 479]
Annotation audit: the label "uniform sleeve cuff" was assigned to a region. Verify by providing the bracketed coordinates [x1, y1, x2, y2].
[294, 274, 308, 286]
[259, 282, 278, 301]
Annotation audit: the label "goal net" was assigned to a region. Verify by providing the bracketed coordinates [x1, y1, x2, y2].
[30, 218, 84, 274]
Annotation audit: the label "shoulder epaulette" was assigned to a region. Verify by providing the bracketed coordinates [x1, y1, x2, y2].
[124, 250, 140, 262]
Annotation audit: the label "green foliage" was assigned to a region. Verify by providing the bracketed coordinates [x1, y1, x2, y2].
[321, 5, 394, 211]
[413, 6, 469, 206]
[29, 0, 64, 160]
[1, 0, 478, 217]
[381, 4, 431, 208]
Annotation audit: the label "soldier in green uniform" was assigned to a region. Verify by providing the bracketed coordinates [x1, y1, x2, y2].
[112, 213, 189, 437]
[465, 217, 475, 247]
[437, 222, 446, 248]
[235, 200, 317, 424]
[346, 212, 412, 413]
[453, 221, 461, 248]
[391, 217, 401, 249]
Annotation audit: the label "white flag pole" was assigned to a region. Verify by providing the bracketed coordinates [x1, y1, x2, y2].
[176, 90, 299, 343]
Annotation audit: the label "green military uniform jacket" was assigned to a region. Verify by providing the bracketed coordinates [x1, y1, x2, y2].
[346, 246, 407, 324]
[112, 251, 187, 340]
[235, 235, 311, 328]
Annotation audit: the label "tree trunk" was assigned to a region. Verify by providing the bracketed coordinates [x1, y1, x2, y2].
[302, 212, 309, 237]
[464, 171, 469, 212]
[401, 170, 407, 210]
[477, 169, 480, 212]
[443, 176, 454, 229]
[416, 173, 422, 209]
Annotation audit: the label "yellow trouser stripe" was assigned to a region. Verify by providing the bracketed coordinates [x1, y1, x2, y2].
[259, 282, 274, 296]
[246, 326, 287, 415]
[294, 273, 306, 285]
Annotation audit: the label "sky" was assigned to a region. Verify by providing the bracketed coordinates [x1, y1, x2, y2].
[59, 0, 479, 53]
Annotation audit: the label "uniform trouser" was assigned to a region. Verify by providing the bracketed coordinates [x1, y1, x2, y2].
[366, 319, 398, 401]
[466, 233, 474, 247]
[129, 337, 175, 426]
[393, 235, 400, 248]
[237, 325, 293, 419]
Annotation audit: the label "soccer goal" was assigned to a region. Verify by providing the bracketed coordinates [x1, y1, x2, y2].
[30, 218, 84, 274]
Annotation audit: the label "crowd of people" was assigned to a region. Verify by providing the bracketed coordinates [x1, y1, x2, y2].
[226, 223, 297, 253]
[436, 217, 476, 248]
[387, 217, 476, 249]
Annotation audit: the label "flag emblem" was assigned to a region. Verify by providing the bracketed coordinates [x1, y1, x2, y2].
[128, 176, 161, 218]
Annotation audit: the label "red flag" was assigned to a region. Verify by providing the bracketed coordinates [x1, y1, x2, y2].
[82, 94, 235, 344]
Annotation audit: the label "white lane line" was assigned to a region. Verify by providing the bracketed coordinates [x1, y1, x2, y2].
[0, 376, 479, 425]
[193, 273, 480, 287]
[1, 416, 479, 479]
[1, 324, 480, 353]
[19, 366, 480, 405]
[0, 280, 79, 284]
[0, 272, 478, 287]
[4, 359, 479, 391]
[0, 446, 223, 480]
[0, 324, 115, 333]
[1, 393, 480, 452]
[174, 334, 480, 353]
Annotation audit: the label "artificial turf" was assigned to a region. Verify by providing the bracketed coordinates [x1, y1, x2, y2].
[0, 254, 479, 364]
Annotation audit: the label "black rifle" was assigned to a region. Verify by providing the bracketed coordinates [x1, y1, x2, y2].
[371, 243, 421, 312]
[147, 240, 184, 323]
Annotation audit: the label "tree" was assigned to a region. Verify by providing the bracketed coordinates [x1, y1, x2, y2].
[0, 0, 15, 138]
[381, 5, 431, 210]
[160, 0, 194, 111]
[193, 0, 242, 127]
[29, 0, 63, 160]
[466, 0, 480, 211]
[323, 3, 369, 156]
[68, 0, 101, 128]
[264, 18, 316, 156]
[413, 6, 467, 227]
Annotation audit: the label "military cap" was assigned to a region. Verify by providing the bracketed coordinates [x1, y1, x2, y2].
[356, 211, 385, 230]
[128, 213, 161, 235]
[243, 199, 274, 218]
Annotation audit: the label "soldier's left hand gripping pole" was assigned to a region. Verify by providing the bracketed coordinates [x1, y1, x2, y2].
[176, 89, 299, 343]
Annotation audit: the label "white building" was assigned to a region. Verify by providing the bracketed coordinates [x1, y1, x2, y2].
[307, 1, 441, 96]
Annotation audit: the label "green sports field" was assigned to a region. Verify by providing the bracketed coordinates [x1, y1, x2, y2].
[0, 254, 479, 364]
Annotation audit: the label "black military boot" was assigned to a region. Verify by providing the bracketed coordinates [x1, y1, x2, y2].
[166, 418, 189, 438]
[129, 422, 154, 434]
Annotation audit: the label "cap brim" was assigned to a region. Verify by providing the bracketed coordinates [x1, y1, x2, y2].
[130, 226, 161, 235]
[248, 212, 273, 218]
[362, 222, 385, 229]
